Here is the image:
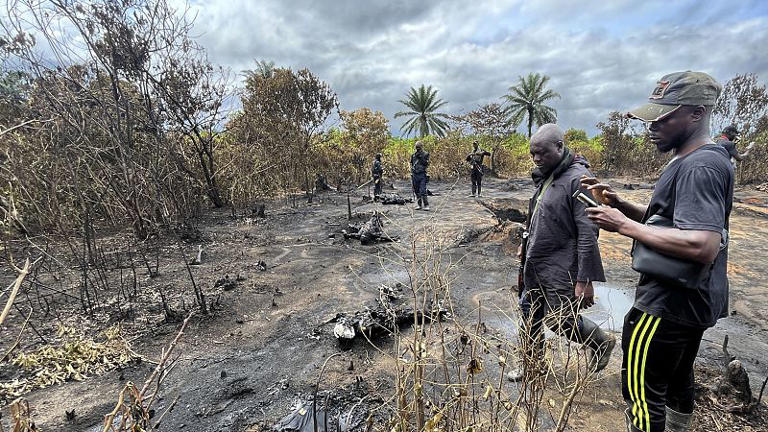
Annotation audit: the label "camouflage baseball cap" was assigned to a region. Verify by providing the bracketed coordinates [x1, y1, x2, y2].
[628, 71, 722, 122]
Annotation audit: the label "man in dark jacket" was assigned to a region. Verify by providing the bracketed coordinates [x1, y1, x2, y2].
[411, 141, 430, 211]
[509, 123, 614, 381]
[372, 153, 384, 198]
[466, 140, 491, 197]
[584, 71, 733, 432]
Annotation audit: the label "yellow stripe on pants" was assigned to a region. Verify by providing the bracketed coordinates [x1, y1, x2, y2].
[640, 317, 662, 429]
[627, 313, 661, 430]
[631, 314, 658, 431]
[626, 313, 648, 409]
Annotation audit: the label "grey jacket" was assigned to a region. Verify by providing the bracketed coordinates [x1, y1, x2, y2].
[523, 153, 606, 294]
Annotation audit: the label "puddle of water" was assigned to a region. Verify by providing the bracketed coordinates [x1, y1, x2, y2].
[468, 283, 636, 338]
[359, 266, 410, 286]
[585, 283, 636, 332]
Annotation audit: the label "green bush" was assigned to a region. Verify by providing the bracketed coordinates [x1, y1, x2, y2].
[567, 137, 604, 170]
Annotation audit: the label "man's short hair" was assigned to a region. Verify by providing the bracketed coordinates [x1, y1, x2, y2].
[723, 125, 739, 139]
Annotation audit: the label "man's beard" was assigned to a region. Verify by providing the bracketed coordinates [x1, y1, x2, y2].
[655, 140, 676, 153]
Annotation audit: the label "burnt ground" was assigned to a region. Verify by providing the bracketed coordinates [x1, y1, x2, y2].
[1, 176, 767, 431]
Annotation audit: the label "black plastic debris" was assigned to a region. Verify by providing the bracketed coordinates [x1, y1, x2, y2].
[274, 401, 327, 432]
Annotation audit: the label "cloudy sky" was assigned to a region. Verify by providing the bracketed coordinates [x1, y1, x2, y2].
[184, 0, 768, 136]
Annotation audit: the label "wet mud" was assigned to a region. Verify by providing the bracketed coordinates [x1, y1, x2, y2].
[3, 176, 767, 431]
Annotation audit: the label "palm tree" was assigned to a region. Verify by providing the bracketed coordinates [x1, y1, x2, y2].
[243, 59, 275, 80]
[503, 73, 560, 138]
[394, 84, 450, 137]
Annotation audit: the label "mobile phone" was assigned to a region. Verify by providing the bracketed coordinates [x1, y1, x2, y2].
[572, 190, 598, 208]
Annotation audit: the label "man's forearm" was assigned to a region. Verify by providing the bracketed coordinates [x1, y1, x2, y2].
[617, 220, 720, 264]
[615, 198, 647, 222]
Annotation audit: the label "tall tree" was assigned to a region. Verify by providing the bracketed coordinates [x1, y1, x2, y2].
[1, 0, 230, 237]
[244, 59, 275, 80]
[394, 84, 450, 137]
[713, 73, 768, 135]
[337, 108, 390, 184]
[229, 67, 338, 195]
[450, 103, 515, 173]
[503, 73, 560, 138]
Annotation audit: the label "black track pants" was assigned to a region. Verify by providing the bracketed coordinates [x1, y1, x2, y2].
[621, 308, 704, 432]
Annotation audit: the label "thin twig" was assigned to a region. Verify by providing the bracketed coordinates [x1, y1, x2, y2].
[0, 306, 33, 362]
[0, 258, 31, 326]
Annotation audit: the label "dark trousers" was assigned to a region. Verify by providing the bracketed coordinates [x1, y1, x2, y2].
[519, 286, 584, 353]
[621, 307, 704, 432]
[471, 169, 483, 195]
[411, 172, 428, 206]
[373, 176, 382, 196]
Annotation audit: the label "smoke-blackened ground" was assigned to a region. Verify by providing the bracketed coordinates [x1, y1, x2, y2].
[1, 177, 767, 431]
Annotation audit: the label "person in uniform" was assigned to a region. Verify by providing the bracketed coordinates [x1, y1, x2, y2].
[411, 141, 430, 211]
[372, 153, 384, 198]
[466, 140, 491, 197]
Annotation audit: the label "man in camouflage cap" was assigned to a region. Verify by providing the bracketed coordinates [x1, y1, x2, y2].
[583, 71, 734, 432]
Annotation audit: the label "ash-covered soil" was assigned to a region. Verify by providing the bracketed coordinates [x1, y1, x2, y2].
[2, 176, 767, 431]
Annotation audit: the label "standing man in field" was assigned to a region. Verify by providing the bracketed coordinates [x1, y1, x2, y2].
[583, 71, 733, 432]
[411, 140, 430, 211]
[509, 123, 614, 381]
[716, 124, 755, 167]
[372, 153, 384, 199]
[466, 140, 491, 197]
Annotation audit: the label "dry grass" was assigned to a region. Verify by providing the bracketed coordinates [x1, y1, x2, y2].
[358, 221, 607, 432]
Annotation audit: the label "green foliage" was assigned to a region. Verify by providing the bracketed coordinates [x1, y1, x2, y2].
[370, 133, 533, 180]
[737, 116, 768, 184]
[314, 108, 390, 187]
[227, 66, 338, 196]
[394, 84, 450, 138]
[568, 137, 604, 168]
[0, 325, 136, 405]
[503, 73, 560, 138]
[564, 128, 588, 144]
[713, 73, 768, 135]
[244, 59, 276, 80]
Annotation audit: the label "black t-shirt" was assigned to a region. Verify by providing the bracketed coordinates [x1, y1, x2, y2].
[716, 137, 739, 160]
[633, 144, 734, 328]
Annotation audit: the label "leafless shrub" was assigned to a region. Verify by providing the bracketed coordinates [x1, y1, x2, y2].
[360, 218, 605, 432]
[1, 0, 230, 238]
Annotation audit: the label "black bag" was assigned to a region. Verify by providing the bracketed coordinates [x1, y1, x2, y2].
[631, 215, 709, 289]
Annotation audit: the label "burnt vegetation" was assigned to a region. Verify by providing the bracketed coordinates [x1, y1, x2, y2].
[0, 0, 767, 431]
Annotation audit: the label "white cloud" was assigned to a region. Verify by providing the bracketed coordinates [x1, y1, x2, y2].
[182, 0, 768, 135]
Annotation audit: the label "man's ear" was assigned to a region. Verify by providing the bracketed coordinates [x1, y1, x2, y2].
[557, 140, 564, 151]
[690, 105, 706, 123]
